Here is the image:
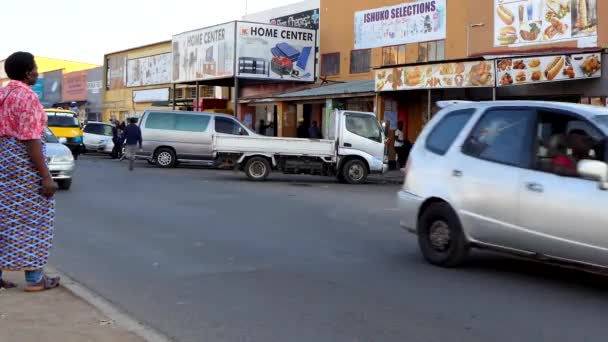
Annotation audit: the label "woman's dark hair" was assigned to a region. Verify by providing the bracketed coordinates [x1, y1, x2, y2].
[4, 52, 36, 81]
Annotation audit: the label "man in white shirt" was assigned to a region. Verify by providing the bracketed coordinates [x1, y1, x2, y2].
[394, 121, 411, 170]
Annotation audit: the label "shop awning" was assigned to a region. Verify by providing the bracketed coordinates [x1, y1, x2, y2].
[239, 80, 375, 103]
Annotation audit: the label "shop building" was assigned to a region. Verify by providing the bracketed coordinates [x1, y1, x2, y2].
[0, 56, 98, 86]
[103, 40, 220, 123]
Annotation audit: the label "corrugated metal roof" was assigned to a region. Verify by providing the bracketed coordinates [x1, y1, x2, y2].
[273, 80, 374, 98]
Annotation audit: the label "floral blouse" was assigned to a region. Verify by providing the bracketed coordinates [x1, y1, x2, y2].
[0, 80, 47, 140]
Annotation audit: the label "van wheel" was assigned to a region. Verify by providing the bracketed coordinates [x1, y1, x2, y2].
[57, 179, 72, 190]
[245, 157, 270, 181]
[155, 148, 176, 168]
[342, 159, 368, 184]
[418, 203, 469, 268]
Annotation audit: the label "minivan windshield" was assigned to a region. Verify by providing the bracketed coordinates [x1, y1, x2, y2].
[592, 115, 608, 133]
[43, 127, 59, 143]
[47, 112, 79, 127]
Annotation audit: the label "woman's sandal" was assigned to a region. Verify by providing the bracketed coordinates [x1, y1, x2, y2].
[24, 275, 60, 292]
[0, 279, 17, 289]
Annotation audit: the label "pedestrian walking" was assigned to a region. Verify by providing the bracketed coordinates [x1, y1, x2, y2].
[308, 120, 322, 139]
[122, 117, 142, 171]
[394, 121, 409, 170]
[0, 52, 60, 291]
[111, 119, 122, 159]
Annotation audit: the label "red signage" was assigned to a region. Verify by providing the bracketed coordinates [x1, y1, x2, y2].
[62, 70, 88, 102]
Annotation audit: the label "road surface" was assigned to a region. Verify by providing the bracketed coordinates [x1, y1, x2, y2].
[51, 156, 608, 342]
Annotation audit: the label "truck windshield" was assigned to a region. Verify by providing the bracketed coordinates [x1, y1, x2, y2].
[345, 113, 383, 143]
[47, 113, 79, 127]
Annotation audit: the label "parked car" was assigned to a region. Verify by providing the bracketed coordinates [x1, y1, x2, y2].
[44, 127, 75, 190]
[83, 121, 114, 154]
[399, 100, 608, 274]
[45, 109, 85, 159]
[137, 110, 254, 168]
[213, 110, 388, 183]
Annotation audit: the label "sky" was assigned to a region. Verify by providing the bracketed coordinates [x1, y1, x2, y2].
[0, 0, 301, 64]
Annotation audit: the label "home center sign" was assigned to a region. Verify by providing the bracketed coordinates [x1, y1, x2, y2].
[236, 22, 316, 82]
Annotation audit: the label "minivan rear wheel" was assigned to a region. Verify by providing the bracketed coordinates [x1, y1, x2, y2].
[155, 148, 176, 168]
[418, 202, 469, 267]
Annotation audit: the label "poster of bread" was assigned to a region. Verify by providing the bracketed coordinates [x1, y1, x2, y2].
[496, 52, 601, 87]
[494, 0, 597, 47]
[375, 60, 495, 91]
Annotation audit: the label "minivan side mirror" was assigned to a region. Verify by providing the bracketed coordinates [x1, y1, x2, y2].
[578, 160, 608, 190]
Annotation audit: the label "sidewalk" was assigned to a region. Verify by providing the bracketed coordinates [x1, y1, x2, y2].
[368, 169, 404, 185]
[0, 271, 143, 342]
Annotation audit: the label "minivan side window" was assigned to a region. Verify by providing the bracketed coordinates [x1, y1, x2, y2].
[215, 117, 248, 135]
[145, 112, 176, 130]
[425, 109, 475, 155]
[175, 114, 210, 132]
[462, 108, 536, 167]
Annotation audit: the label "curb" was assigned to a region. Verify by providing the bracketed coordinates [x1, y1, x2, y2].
[47, 266, 173, 342]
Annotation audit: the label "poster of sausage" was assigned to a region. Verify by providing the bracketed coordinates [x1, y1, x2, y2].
[494, 0, 597, 47]
[375, 60, 495, 91]
[496, 52, 601, 86]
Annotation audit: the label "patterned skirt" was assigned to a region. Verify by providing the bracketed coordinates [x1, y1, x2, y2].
[0, 137, 55, 271]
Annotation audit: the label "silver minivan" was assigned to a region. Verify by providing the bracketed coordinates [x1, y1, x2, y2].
[137, 110, 252, 168]
[399, 101, 608, 274]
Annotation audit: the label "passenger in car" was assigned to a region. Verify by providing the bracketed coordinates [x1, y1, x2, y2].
[552, 129, 594, 177]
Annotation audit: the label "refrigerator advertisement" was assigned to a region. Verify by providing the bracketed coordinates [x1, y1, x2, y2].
[127, 53, 172, 87]
[376, 60, 495, 92]
[494, 0, 598, 47]
[172, 22, 236, 83]
[354, 0, 446, 50]
[496, 52, 601, 86]
[236, 22, 316, 82]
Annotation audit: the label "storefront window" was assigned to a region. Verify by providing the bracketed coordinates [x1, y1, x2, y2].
[350, 49, 372, 74]
[382, 40, 446, 66]
[321, 53, 340, 76]
[382, 46, 398, 66]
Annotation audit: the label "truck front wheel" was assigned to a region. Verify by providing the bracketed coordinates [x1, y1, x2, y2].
[342, 159, 368, 184]
[245, 157, 271, 181]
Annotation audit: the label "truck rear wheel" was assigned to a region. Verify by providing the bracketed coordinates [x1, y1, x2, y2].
[245, 157, 271, 181]
[342, 159, 368, 184]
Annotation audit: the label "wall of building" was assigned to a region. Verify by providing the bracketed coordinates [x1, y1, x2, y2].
[103, 41, 173, 122]
[1, 56, 98, 85]
[319, 0, 467, 82]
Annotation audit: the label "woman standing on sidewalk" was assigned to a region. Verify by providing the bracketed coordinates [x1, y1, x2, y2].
[0, 52, 60, 291]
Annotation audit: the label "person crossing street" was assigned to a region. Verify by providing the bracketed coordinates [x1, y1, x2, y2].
[121, 117, 142, 171]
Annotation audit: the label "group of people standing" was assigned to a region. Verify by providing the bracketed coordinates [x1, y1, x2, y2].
[297, 120, 322, 139]
[111, 118, 142, 171]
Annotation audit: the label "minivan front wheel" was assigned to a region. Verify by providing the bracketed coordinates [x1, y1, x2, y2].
[418, 202, 469, 268]
[155, 148, 176, 168]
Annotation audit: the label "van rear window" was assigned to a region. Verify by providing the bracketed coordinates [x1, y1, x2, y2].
[145, 112, 210, 132]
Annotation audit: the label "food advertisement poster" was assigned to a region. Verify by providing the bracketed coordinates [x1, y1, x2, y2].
[236, 22, 316, 82]
[127, 53, 172, 87]
[375, 60, 495, 92]
[497, 52, 601, 86]
[354, 0, 446, 50]
[494, 0, 597, 47]
[172, 22, 236, 83]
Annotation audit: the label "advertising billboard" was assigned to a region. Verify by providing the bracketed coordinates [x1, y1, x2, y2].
[375, 60, 495, 91]
[236, 22, 316, 82]
[270, 9, 320, 29]
[354, 0, 446, 50]
[494, 0, 598, 47]
[43, 70, 62, 105]
[496, 52, 601, 86]
[127, 53, 172, 87]
[106, 54, 126, 89]
[133, 88, 170, 103]
[62, 70, 88, 102]
[31, 78, 44, 99]
[172, 22, 236, 83]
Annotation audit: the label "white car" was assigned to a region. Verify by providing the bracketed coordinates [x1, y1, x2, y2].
[399, 100, 608, 274]
[44, 128, 75, 190]
[83, 121, 114, 154]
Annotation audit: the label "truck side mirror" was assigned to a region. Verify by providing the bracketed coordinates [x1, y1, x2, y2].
[578, 160, 608, 190]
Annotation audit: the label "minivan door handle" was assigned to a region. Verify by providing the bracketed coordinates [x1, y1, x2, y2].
[452, 170, 463, 177]
[525, 182, 544, 193]
[344, 143, 352, 147]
